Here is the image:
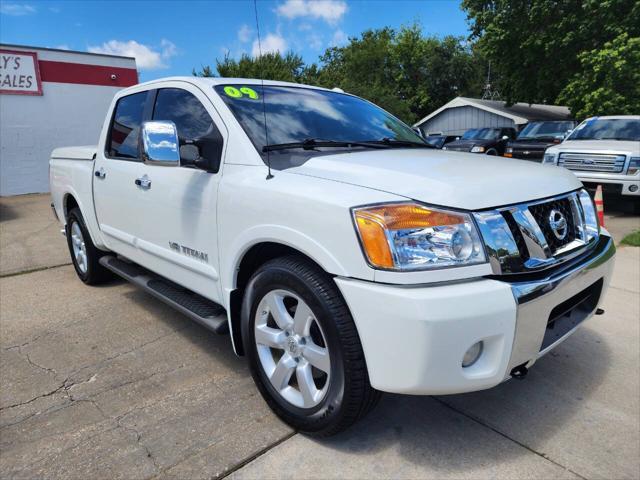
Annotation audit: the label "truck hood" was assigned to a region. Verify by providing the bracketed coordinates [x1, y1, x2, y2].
[287, 149, 582, 210]
[546, 139, 640, 154]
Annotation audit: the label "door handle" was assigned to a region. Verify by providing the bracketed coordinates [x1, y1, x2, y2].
[95, 168, 106, 179]
[135, 175, 152, 189]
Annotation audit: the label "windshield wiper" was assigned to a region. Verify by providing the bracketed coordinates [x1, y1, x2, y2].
[262, 138, 388, 152]
[600, 137, 635, 141]
[364, 137, 436, 149]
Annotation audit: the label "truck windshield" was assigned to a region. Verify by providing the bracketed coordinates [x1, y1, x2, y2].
[517, 121, 575, 140]
[214, 84, 425, 153]
[567, 118, 640, 141]
[461, 128, 501, 140]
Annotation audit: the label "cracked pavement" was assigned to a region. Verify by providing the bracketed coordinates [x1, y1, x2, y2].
[1, 194, 639, 479]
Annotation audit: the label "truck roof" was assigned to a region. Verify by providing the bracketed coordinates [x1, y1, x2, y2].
[133, 76, 335, 92]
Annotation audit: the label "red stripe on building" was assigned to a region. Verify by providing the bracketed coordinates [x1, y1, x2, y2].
[38, 60, 138, 87]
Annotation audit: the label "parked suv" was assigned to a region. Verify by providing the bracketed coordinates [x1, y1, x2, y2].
[504, 121, 576, 162]
[543, 116, 640, 198]
[443, 127, 516, 155]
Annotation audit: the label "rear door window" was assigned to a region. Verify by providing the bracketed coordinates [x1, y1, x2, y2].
[152, 88, 224, 172]
[108, 91, 148, 159]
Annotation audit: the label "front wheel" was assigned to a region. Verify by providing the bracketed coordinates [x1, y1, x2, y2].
[242, 255, 380, 436]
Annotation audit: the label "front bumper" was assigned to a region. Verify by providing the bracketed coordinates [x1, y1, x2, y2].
[574, 172, 640, 196]
[336, 234, 615, 395]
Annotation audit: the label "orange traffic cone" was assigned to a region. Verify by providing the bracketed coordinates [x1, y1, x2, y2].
[594, 185, 605, 227]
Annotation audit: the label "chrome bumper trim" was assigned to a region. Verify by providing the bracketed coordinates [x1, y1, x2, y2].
[505, 234, 615, 372]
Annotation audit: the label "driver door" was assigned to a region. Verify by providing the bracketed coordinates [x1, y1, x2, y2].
[131, 85, 227, 303]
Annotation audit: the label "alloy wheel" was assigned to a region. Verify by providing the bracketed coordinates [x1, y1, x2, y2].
[254, 289, 331, 408]
[70, 221, 88, 274]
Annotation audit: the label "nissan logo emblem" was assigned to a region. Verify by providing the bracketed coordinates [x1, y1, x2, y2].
[548, 209, 568, 240]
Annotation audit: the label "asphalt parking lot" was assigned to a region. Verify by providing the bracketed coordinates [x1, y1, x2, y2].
[1, 193, 639, 479]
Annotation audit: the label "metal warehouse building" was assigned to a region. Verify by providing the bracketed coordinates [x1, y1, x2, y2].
[0, 45, 138, 196]
[414, 96, 572, 137]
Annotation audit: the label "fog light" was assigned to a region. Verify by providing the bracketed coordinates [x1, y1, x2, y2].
[462, 341, 483, 367]
[629, 184, 638, 192]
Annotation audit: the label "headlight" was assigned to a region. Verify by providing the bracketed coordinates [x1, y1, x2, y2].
[542, 153, 557, 164]
[352, 203, 486, 270]
[577, 189, 600, 241]
[628, 157, 640, 175]
[442, 146, 448, 150]
[505, 147, 513, 153]
[470, 146, 485, 153]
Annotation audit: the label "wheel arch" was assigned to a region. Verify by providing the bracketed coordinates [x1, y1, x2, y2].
[61, 190, 108, 250]
[63, 192, 79, 220]
[227, 241, 337, 356]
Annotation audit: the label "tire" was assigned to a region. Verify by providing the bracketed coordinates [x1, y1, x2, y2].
[66, 208, 112, 285]
[486, 148, 498, 156]
[241, 255, 380, 436]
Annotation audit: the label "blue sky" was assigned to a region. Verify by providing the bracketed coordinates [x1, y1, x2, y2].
[0, 0, 469, 81]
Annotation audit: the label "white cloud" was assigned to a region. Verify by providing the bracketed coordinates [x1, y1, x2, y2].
[237, 24, 252, 43]
[0, 3, 36, 15]
[160, 39, 177, 58]
[276, 0, 347, 25]
[330, 29, 348, 46]
[54, 44, 70, 50]
[88, 39, 177, 70]
[252, 33, 287, 57]
[307, 33, 323, 51]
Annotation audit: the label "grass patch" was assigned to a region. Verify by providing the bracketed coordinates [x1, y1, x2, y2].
[620, 229, 640, 247]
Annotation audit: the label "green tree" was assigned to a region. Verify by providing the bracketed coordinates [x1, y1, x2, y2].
[194, 51, 314, 84]
[462, 0, 640, 109]
[316, 25, 483, 123]
[558, 33, 640, 119]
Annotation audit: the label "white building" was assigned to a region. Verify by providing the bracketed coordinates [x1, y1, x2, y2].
[414, 96, 572, 137]
[0, 45, 138, 196]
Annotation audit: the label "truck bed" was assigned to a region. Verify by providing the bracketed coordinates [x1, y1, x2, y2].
[49, 144, 106, 249]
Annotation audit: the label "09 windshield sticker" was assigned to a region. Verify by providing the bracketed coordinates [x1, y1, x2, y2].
[223, 86, 259, 100]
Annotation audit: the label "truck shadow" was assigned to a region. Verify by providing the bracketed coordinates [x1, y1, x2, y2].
[0, 202, 18, 222]
[311, 327, 611, 473]
[120, 287, 248, 374]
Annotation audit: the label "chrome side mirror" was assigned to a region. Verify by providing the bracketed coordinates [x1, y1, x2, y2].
[140, 121, 180, 166]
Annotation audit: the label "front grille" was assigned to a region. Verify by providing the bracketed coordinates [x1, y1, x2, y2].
[512, 149, 544, 160]
[446, 147, 468, 152]
[558, 153, 626, 173]
[474, 190, 598, 276]
[502, 211, 529, 261]
[529, 198, 577, 252]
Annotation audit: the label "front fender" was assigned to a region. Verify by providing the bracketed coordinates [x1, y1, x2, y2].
[224, 224, 353, 291]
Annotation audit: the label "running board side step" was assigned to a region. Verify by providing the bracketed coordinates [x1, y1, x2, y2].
[99, 255, 228, 334]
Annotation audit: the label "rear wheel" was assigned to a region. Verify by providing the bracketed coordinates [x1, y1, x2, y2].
[66, 208, 111, 285]
[242, 255, 380, 436]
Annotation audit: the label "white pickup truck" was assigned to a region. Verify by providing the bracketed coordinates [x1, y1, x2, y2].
[543, 115, 640, 201]
[50, 77, 615, 435]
